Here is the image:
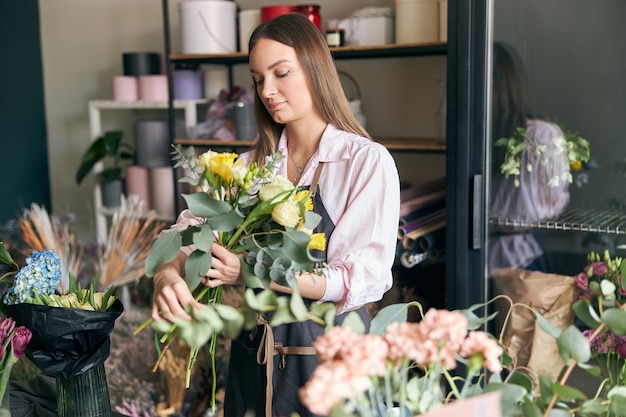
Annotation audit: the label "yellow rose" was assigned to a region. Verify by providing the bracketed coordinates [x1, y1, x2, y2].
[272, 201, 300, 228]
[259, 175, 294, 202]
[308, 233, 326, 251]
[93, 292, 117, 310]
[209, 152, 239, 184]
[48, 293, 79, 308]
[196, 150, 218, 171]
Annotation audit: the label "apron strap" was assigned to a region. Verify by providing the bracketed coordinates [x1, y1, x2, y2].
[309, 162, 325, 197]
[255, 315, 317, 417]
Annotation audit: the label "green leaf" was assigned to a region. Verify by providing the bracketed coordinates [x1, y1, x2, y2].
[577, 361, 601, 377]
[180, 226, 200, 247]
[579, 398, 608, 415]
[282, 230, 315, 265]
[240, 258, 268, 289]
[534, 311, 562, 339]
[183, 192, 233, 218]
[340, 311, 366, 335]
[185, 250, 212, 289]
[370, 303, 409, 335]
[602, 308, 626, 335]
[144, 231, 181, 277]
[608, 386, 626, 416]
[75, 130, 124, 184]
[303, 210, 322, 230]
[214, 303, 245, 339]
[0, 242, 17, 269]
[557, 325, 590, 364]
[244, 289, 278, 312]
[572, 300, 602, 329]
[193, 223, 215, 253]
[205, 210, 244, 232]
[309, 302, 336, 329]
[600, 279, 617, 297]
[270, 296, 296, 326]
[551, 382, 587, 402]
[288, 290, 307, 322]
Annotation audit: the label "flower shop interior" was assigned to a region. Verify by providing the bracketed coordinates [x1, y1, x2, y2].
[2, 0, 626, 416]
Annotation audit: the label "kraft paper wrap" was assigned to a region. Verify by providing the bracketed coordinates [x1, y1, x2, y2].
[492, 268, 580, 381]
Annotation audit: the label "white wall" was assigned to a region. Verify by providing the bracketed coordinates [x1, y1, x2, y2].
[39, 0, 445, 243]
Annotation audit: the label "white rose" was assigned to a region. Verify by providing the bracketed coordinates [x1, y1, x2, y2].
[259, 175, 294, 201]
[272, 201, 300, 228]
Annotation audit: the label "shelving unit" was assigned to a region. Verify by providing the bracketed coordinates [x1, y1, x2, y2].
[88, 99, 208, 244]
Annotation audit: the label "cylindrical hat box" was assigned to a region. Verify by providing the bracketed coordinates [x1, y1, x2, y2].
[179, 1, 237, 54]
[138, 75, 169, 101]
[112, 76, 139, 101]
[126, 165, 151, 210]
[395, 0, 439, 44]
[173, 70, 203, 100]
[239, 9, 261, 52]
[149, 167, 175, 219]
[134, 119, 171, 167]
[260, 5, 295, 22]
[122, 52, 161, 76]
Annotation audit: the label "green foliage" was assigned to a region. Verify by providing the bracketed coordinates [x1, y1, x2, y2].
[75, 130, 134, 184]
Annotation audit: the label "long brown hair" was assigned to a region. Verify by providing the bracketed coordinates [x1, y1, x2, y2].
[491, 42, 529, 172]
[247, 12, 370, 165]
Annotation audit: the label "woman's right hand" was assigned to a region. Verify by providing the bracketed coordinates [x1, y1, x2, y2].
[151, 252, 201, 323]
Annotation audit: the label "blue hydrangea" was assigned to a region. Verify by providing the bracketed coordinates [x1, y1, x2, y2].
[3, 249, 62, 305]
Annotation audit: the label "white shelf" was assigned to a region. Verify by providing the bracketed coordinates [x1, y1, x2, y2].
[88, 98, 206, 244]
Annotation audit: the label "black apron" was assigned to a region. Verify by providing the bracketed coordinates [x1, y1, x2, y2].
[224, 163, 371, 417]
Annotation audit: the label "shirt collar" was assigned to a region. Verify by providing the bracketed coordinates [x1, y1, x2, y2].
[277, 124, 351, 163]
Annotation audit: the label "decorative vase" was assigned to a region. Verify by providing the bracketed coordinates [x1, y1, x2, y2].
[101, 179, 124, 208]
[0, 368, 11, 417]
[56, 362, 111, 417]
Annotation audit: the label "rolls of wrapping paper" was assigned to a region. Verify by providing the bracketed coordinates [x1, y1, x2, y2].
[397, 208, 445, 240]
[411, 227, 446, 253]
[399, 189, 446, 218]
[401, 217, 446, 250]
[400, 177, 445, 202]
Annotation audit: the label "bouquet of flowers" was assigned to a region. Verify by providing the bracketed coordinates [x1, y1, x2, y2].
[141, 146, 328, 413]
[0, 243, 123, 417]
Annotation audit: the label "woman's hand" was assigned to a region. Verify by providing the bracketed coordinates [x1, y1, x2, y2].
[151, 252, 202, 323]
[203, 243, 244, 288]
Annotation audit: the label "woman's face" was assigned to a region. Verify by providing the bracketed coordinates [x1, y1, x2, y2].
[249, 38, 315, 125]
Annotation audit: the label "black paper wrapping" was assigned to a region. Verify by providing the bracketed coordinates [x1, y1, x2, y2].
[6, 299, 124, 379]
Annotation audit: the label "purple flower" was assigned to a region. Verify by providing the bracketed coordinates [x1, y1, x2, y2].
[617, 338, 626, 359]
[585, 261, 609, 277]
[11, 326, 32, 359]
[0, 345, 4, 363]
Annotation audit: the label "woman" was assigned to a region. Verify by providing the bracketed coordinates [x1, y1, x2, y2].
[151, 13, 400, 417]
[489, 42, 570, 272]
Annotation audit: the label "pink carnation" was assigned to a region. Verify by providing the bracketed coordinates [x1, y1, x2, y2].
[299, 361, 371, 415]
[460, 331, 503, 372]
[313, 326, 360, 362]
[343, 334, 389, 377]
[420, 308, 468, 350]
[383, 322, 427, 366]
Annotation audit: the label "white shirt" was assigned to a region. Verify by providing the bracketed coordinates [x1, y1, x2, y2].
[174, 124, 401, 314]
[274, 124, 401, 314]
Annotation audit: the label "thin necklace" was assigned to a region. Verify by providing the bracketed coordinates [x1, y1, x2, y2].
[288, 146, 313, 182]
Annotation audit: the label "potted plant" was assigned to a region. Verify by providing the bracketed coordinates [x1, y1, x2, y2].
[75, 130, 134, 207]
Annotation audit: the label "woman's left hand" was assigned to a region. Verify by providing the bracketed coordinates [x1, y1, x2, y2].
[204, 243, 244, 287]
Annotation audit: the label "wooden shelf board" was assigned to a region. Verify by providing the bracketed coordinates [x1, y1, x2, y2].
[174, 137, 445, 153]
[89, 99, 209, 110]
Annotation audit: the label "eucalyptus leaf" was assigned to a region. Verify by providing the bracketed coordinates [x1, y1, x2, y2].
[534, 311, 562, 339]
[193, 223, 215, 252]
[282, 230, 316, 264]
[340, 311, 366, 335]
[204, 209, 245, 232]
[303, 210, 322, 230]
[194, 305, 224, 332]
[214, 303, 245, 339]
[145, 231, 182, 277]
[183, 192, 233, 218]
[557, 325, 590, 364]
[240, 258, 268, 289]
[185, 250, 212, 289]
[579, 398, 608, 415]
[244, 288, 278, 311]
[370, 303, 410, 335]
[175, 317, 216, 349]
[551, 382, 587, 402]
[288, 290, 307, 322]
[572, 300, 602, 329]
[601, 308, 626, 335]
[180, 226, 200, 247]
[607, 386, 626, 415]
[271, 296, 296, 326]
